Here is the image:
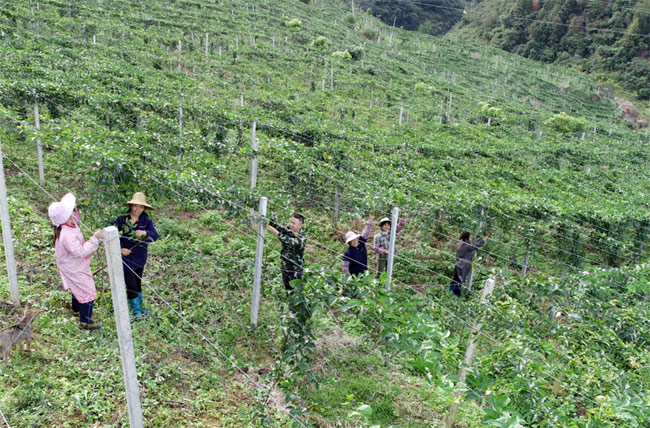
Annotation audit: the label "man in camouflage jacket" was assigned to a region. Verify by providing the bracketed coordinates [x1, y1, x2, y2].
[267, 213, 307, 291]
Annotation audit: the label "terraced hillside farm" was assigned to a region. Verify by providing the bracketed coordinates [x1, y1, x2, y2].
[0, 0, 649, 427]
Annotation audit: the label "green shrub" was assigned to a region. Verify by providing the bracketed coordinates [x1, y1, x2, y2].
[347, 45, 364, 60]
[331, 50, 352, 60]
[284, 18, 303, 29]
[343, 13, 356, 25]
[156, 217, 197, 241]
[544, 112, 586, 133]
[415, 82, 431, 92]
[639, 88, 650, 101]
[361, 26, 378, 41]
[480, 102, 504, 119]
[199, 210, 227, 232]
[311, 35, 328, 51]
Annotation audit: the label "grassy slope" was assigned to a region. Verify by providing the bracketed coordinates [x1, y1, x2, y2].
[0, 0, 649, 427]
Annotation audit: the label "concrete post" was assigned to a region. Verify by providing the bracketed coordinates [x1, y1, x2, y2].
[177, 39, 182, 72]
[103, 226, 144, 428]
[250, 121, 258, 190]
[34, 102, 44, 184]
[520, 240, 530, 279]
[385, 207, 399, 290]
[467, 206, 484, 292]
[178, 105, 183, 135]
[0, 141, 19, 305]
[250, 197, 267, 328]
[333, 186, 340, 227]
[446, 278, 496, 427]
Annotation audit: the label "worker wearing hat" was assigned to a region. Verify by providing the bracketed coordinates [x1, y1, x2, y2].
[372, 216, 406, 277]
[114, 192, 159, 320]
[49, 193, 104, 329]
[342, 214, 375, 277]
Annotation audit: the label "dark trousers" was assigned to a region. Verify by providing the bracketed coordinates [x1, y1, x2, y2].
[281, 269, 303, 291]
[71, 295, 81, 313]
[124, 267, 144, 300]
[449, 267, 464, 297]
[79, 300, 94, 323]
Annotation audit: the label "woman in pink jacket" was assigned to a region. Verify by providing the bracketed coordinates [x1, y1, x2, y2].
[49, 193, 104, 330]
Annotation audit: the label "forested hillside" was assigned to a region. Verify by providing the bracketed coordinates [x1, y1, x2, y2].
[452, 0, 650, 101]
[0, 0, 649, 427]
[359, 0, 464, 35]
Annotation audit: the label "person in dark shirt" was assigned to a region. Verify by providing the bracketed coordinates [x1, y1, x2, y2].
[114, 192, 158, 319]
[342, 214, 374, 276]
[449, 230, 489, 297]
[266, 213, 307, 291]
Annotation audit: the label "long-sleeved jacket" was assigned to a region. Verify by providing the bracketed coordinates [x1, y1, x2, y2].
[372, 218, 406, 256]
[272, 222, 307, 273]
[453, 238, 486, 283]
[342, 220, 373, 275]
[115, 213, 159, 270]
[54, 224, 100, 304]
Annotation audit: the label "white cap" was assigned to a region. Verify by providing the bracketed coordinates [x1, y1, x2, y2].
[379, 217, 391, 226]
[344, 231, 360, 244]
[48, 193, 76, 226]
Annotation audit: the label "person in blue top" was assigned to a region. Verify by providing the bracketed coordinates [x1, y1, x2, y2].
[342, 214, 374, 276]
[114, 192, 159, 320]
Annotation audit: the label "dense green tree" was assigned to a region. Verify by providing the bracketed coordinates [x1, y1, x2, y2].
[360, 0, 463, 35]
[454, 0, 650, 99]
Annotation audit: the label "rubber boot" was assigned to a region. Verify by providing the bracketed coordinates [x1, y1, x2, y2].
[136, 292, 149, 315]
[129, 298, 143, 320]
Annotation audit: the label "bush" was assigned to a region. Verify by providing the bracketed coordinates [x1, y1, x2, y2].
[415, 82, 432, 92]
[480, 102, 504, 119]
[311, 36, 328, 51]
[284, 18, 302, 29]
[157, 217, 197, 241]
[343, 13, 356, 25]
[331, 50, 353, 60]
[361, 26, 378, 41]
[347, 45, 364, 60]
[544, 112, 586, 133]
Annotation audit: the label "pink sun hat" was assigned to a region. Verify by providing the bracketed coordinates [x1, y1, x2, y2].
[344, 231, 360, 244]
[48, 193, 76, 226]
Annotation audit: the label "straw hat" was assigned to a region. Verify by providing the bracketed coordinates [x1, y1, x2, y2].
[48, 193, 76, 226]
[344, 231, 360, 244]
[126, 192, 153, 210]
[379, 217, 391, 227]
